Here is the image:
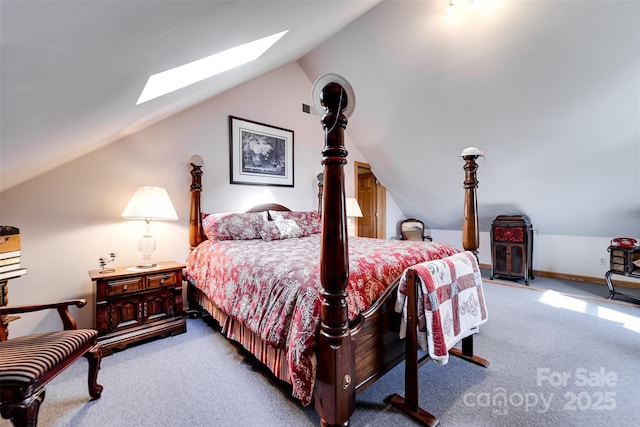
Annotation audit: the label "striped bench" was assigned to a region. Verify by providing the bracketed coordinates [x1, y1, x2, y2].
[0, 300, 103, 427]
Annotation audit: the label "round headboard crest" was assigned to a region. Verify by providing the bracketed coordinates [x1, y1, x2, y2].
[311, 73, 356, 118]
[189, 154, 205, 166]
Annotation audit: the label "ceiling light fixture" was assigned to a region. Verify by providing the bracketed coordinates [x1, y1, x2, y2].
[447, 0, 482, 15]
[447, 0, 457, 15]
[137, 30, 289, 104]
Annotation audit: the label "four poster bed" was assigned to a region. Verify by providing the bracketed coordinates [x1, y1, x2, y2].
[185, 77, 487, 426]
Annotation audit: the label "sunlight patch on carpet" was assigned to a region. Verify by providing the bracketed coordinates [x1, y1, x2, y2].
[539, 290, 640, 334]
[597, 305, 640, 334]
[539, 290, 587, 312]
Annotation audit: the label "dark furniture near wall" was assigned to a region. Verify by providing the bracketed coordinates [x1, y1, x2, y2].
[89, 261, 186, 355]
[0, 300, 103, 427]
[400, 218, 432, 241]
[605, 245, 640, 302]
[490, 215, 534, 285]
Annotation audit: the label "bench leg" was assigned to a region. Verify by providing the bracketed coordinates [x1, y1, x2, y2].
[1, 388, 45, 427]
[84, 344, 104, 399]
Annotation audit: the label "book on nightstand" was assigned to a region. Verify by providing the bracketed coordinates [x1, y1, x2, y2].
[0, 268, 27, 281]
[1, 226, 21, 252]
[0, 226, 24, 281]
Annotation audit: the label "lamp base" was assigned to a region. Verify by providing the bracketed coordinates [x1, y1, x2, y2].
[347, 217, 357, 237]
[135, 263, 158, 269]
[137, 231, 157, 270]
[127, 264, 162, 273]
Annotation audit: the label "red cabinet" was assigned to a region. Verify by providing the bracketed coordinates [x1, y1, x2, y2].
[490, 215, 534, 285]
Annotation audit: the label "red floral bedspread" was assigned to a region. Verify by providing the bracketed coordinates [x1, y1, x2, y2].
[184, 235, 458, 405]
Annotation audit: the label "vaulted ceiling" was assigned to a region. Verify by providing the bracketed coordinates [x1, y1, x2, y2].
[0, 0, 380, 192]
[2, 1, 638, 237]
[298, 1, 639, 236]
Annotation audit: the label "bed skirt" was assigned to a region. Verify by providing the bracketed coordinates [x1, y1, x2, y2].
[190, 286, 294, 387]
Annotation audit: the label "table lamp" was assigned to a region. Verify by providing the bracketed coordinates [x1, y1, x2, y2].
[121, 186, 178, 268]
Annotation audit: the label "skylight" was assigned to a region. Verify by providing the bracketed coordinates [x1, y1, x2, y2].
[137, 30, 289, 105]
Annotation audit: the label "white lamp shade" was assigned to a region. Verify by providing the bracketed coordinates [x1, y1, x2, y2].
[346, 197, 363, 218]
[121, 186, 178, 221]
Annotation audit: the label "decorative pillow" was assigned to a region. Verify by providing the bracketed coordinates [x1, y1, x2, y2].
[267, 210, 287, 221]
[257, 221, 280, 241]
[202, 212, 265, 240]
[258, 219, 303, 241]
[268, 210, 321, 236]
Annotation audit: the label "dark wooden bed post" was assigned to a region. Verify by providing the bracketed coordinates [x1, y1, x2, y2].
[314, 82, 355, 427]
[453, 150, 490, 365]
[387, 151, 488, 426]
[459, 150, 485, 362]
[461, 151, 481, 258]
[189, 155, 205, 250]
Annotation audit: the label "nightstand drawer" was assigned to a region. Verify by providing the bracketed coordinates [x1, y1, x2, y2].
[105, 277, 144, 296]
[147, 272, 179, 289]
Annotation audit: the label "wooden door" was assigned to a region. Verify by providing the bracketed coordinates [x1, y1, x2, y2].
[355, 162, 386, 239]
[358, 172, 376, 237]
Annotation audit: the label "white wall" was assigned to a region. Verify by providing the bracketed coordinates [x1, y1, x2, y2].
[299, 0, 640, 240]
[0, 62, 371, 337]
[432, 230, 618, 281]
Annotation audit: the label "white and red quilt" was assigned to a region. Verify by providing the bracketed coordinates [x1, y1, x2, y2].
[397, 251, 488, 365]
[185, 235, 458, 405]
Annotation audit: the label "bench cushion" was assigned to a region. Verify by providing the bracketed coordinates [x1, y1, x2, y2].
[0, 329, 97, 390]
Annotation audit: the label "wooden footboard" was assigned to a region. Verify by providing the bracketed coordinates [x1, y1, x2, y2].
[351, 281, 404, 392]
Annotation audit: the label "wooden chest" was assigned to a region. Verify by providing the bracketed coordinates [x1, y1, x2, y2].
[609, 247, 640, 274]
[89, 261, 186, 355]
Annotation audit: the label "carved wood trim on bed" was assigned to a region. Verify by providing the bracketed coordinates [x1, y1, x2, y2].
[462, 154, 480, 257]
[189, 160, 204, 250]
[246, 203, 290, 216]
[187, 96, 481, 427]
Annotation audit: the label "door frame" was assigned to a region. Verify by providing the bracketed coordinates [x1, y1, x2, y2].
[354, 161, 386, 239]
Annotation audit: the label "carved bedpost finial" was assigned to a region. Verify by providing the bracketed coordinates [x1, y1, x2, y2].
[312, 74, 356, 427]
[189, 155, 205, 250]
[461, 147, 482, 259]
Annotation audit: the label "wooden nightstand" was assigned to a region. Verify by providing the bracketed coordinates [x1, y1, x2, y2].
[88, 261, 187, 355]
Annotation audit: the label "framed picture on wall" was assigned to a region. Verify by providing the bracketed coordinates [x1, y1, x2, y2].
[229, 116, 294, 187]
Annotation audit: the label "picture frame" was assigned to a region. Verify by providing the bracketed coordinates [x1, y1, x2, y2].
[229, 116, 294, 187]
